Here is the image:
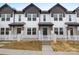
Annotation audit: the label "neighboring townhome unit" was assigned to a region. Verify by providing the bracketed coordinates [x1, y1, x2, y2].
[0, 3, 79, 41]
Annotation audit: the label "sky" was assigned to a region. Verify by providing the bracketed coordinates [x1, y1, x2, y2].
[0, 3, 79, 11]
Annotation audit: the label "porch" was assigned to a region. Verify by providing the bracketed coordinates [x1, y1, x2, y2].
[38, 22, 55, 41]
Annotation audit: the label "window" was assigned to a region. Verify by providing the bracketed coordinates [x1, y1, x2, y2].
[27, 14, 31, 21]
[1, 28, 4, 35]
[69, 15, 71, 21]
[60, 28, 63, 35]
[54, 28, 58, 35]
[43, 15, 46, 21]
[59, 14, 63, 21]
[27, 28, 31, 35]
[37, 13, 39, 17]
[6, 28, 9, 35]
[11, 14, 13, 17]
[19, 15, 21, 21]
[32, 28, 36, 35]
[0, 14, 1, 17]
[6, 14, 10, 21]
[25, 13, 27, 17]
[17, 28, 21, 34]
[51, 13, 53, 17]
[33, 14, 36, 21]
[54, 14, 58, 21]
[1, 14, 5, 21]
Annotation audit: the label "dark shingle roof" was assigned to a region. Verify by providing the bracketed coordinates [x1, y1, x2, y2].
[38, 22, 53, 26]
[65, 22, 79, 26]
[23, 3, 41, 12]
[9, 22, 25, 26]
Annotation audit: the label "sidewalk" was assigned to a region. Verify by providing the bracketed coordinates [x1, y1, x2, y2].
[0, 48, 42, 55]
[0, 45, 79, 55]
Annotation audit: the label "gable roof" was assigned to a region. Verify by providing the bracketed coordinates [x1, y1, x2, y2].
[23, 3, 41, 12]
[0, 3, 16, 11]
[49, 3, 67, 13]
[73, 7, 79, 12]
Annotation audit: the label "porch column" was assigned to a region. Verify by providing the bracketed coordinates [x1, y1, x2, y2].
[9, 30, 11, 40]
[39, 30, 41, 40]
[68, 30, 71, 39]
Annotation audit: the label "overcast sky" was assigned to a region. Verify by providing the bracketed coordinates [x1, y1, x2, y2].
[0, 3, 79, 11]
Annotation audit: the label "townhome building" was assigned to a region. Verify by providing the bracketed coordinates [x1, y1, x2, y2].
[0, 3, 79, 41]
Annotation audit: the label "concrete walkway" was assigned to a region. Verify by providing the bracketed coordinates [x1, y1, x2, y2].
[42, 45, 53, 55]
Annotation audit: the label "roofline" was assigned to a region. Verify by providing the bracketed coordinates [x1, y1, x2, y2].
[23, 3, 41, 12]
[48, 3, 67, 12]
[0, 3, 16, 12]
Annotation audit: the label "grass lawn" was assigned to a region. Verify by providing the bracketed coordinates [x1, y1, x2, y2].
[0, 40, 42, 51]
[51, 40, 79, 52]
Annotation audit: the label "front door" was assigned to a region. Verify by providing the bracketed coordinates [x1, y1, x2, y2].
[17, 28, 21, 34]
[43, 28, 47, 35]
[70, 28, 73, 35]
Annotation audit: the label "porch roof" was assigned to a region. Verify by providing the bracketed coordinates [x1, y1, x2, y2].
[38, 22, 53, 26]
[65, 22, 79, 26]
[9, 22, 25, 26]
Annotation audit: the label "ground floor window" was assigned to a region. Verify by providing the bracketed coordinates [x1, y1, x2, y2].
[32, 28, 36, 35]
[27, 28, 31, 35]
[54, 28, 58, 35]
[54, 27, 63, 35]
[1, 28, 4, 35]
[27, 28, 36, 35]
[0, 28, 9, 35]
[59, 28, 63, 35]
[6, 28, 9, 35]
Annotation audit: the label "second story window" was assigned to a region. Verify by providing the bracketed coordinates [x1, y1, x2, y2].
[69, 15, 72, 21]
[27, 14, 31, 21]
[43, 15, 46, 21]
[19, 15, 21, 21]
[1, 14, 5, 21]
[33, 14, 36, 21]
[6, 14, 10, 21]
[59, 14, 63, 21]
[54, 14, 58, 21]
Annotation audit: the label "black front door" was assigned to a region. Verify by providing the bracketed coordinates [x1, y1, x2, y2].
[43, 28, 47, 35]
[70, 28, 73, 35]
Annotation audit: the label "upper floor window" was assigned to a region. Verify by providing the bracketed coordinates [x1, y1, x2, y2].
[43, 15, 46, 21]
[69, 15, 72, 21]
[27, 14, 31, 21]
[59, 14, 63, 21]
[33, 14, 36, 21]
[54, 14, 58, 21]
[6, 14, 10, 21]
[19, 15, 21, 21]
[51, 13, 53, 17]
[25, 13, 27, 17]
[1, 14, 5, 21]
